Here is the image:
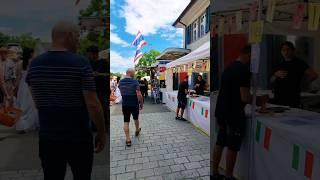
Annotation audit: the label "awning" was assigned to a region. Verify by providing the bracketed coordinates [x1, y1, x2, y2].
[156, 48, 191, 60]
[166, 41, 210, 68]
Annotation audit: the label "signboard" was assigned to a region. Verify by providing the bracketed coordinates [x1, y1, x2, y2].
[159, 66, 166, 72]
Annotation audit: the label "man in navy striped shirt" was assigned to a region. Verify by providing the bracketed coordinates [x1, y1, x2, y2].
[26, 21, 106, 180]
[118, 68, 143, 147]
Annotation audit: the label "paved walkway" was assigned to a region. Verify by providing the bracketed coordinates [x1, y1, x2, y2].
[110, 99, 210, 180]
[0, 124, 108, 180]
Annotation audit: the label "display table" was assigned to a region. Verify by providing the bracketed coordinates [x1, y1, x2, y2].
[164, 91, 210, 135]
[211, 93, 320, 180]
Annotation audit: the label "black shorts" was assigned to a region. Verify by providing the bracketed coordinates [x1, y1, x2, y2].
[122, 106, 139, 122]
[215, 117, 245, 152]
[177, 98, 187, 109]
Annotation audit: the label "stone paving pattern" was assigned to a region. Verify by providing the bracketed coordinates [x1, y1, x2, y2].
[110, 111, 210, 180]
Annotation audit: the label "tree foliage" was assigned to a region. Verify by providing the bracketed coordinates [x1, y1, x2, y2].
[78, 0, 109, 55]
[0, 32, 38, 49]
[135, 50, 160, 67]
[134, 50, 160, 78]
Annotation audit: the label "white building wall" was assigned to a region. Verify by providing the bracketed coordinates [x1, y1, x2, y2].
[187, 33, 210, 51]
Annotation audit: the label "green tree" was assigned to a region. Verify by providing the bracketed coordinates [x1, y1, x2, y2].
[78, 0, 109, 55]
[0, 32, 38, 49]
[135, 50, 160, 67]
[111, 72, 123, 78]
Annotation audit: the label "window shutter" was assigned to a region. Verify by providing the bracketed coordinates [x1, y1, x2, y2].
[206, 7, 210, 33]
[186, 25, 191, 44]
[190, 24, 193, 43]
[198, 18, 200, 38]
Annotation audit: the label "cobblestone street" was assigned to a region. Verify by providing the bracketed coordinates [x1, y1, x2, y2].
[0, 125, 108, 180]
[110, 100, 210, 180]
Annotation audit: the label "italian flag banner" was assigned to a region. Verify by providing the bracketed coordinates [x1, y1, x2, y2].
[189, 99, 192, 107]
[291, 144, 314, 179]
[201, 107, 209, 119]
[192, 102, 195, 109]
[255, 120, 272, 150]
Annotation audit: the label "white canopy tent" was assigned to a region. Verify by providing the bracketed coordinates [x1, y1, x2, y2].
[166, 41, 210, 68]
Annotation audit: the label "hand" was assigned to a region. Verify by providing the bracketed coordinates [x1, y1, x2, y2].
[139, 104, 143, 110]
[274, 71, 288, 79]
[94, 134, 106, 153]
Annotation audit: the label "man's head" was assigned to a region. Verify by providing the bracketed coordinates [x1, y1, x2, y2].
[126, 68, 136, 78]
[239, 45, 251, 64]
[281, 41, 295, 61]
[197, 75, 202, 81]
[87, 46, 99, 61]
[51, 21, 80, 52]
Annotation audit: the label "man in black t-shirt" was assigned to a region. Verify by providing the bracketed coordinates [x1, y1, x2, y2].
[271, 41, 318, 108]
[212, 46, 253, 180]
[176, 76, 188, 121]
[87, 46, 109, 131]
[194, 75, 207, 95]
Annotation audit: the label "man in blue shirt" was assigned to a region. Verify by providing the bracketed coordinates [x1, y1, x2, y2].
[26, 21, 106, 180]
[118, 68, 143, 146]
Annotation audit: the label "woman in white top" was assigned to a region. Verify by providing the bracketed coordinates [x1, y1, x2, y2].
[15, 48, 39, 133]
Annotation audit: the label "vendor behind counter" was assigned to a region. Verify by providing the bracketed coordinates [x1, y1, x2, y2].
[194, 74, 208, 95]
[270, 41, 318, 108]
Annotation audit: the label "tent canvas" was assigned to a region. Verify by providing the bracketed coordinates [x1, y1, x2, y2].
[212, 0, 320, 35]
[166, 41, 210, 68]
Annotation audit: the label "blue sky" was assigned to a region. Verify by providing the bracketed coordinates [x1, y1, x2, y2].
[110, 0, 190, 73]
[0, 0, 90, 42]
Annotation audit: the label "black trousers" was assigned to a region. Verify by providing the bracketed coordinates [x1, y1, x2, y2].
[39, 140, 94, 180]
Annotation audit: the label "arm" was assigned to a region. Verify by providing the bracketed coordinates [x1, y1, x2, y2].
[83, 90, 106, 152]
[136, 90, 143, 109]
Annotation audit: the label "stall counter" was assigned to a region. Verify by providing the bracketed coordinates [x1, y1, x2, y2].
[164, 91, 210, 135]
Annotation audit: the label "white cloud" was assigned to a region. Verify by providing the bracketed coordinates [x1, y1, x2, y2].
[110, 50, 134, 73]
[161, 27, 183, 40]
[122, 0, 190, 36]
[111, 32, 130, 47]
[110, 24, 117, 31]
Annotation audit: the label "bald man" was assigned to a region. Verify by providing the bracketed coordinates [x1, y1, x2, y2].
[118, 68, 143, 146]
[26, 21, 106, 180]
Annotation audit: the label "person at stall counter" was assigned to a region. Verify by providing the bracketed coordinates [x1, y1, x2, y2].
[271, 41, 318, 108]
[194, 75, 208, 95]
[212, 45, 268, 180]
[176, 76, 188, 121]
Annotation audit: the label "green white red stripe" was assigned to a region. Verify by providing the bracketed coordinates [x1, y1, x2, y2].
[291, 144, 314, 179]
[255, 120, 272, 150]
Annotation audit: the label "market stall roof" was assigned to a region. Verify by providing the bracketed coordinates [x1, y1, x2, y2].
[150, 60, 173, 67]
[156, 48, 191, 60]
[166, 41, 209, 68]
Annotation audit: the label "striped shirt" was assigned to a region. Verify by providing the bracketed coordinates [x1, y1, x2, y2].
[119, 77, 140, 107]
[26, 51, 96, 142]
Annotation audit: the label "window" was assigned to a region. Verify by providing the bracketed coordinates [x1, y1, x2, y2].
[200, 13, 206, 37]
[193, 21, 198, 42]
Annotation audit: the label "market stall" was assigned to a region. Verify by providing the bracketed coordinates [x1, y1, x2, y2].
[164, 91, 210, 135]
[164, 41, 210, 135]
[211, 1, 320, 179]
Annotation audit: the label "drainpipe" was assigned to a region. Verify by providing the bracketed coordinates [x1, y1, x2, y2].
[178, 20, 187, 49]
